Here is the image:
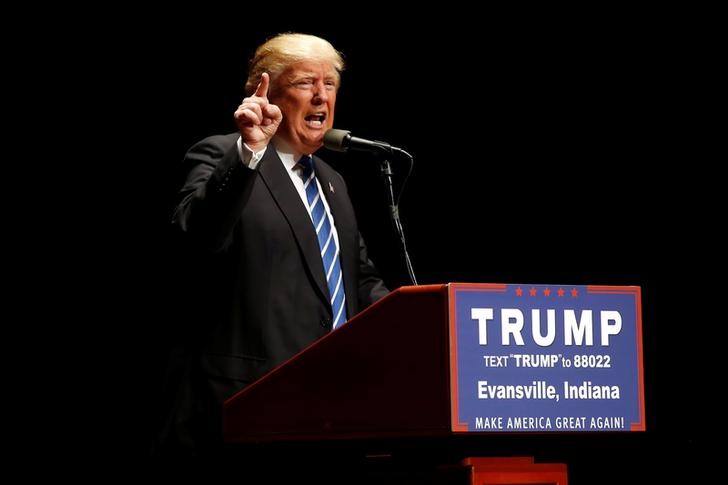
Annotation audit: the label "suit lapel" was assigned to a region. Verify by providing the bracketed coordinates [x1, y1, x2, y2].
[257, 150, 330, 305]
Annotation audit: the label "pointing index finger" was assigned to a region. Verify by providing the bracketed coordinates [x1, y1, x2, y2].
[254, 73, 270, 98]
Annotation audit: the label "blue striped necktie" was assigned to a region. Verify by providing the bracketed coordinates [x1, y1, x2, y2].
[298, 156, 347, 329]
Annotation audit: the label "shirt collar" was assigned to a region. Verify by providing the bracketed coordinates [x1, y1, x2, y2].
[272, 136, 311, 172]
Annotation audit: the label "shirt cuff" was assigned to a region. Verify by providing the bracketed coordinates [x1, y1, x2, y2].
[237, 136, 267, 170]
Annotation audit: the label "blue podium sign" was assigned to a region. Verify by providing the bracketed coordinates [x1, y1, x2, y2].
[448, 283, 645, 432]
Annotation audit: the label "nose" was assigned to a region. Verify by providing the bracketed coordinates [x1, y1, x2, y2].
[312, 82, 329, 103]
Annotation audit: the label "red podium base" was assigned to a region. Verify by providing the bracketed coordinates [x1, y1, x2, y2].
[462, 457, 568, 485]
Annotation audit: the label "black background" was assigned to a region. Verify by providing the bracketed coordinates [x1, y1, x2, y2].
[73, 10, 708, 481]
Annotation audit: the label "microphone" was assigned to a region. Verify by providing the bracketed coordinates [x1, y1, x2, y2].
[324, 130, 418, 285]
[324, 129, 404, 154]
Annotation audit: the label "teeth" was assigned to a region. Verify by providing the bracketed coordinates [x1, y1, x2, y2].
[304, 112, 326, 128]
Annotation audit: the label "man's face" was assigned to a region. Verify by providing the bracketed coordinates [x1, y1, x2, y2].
[270, 60, 338, 154]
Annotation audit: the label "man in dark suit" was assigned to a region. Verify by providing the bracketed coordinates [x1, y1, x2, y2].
[157, 33, 389, 454]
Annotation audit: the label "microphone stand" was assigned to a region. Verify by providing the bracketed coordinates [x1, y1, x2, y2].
[378, 154, 418, 286]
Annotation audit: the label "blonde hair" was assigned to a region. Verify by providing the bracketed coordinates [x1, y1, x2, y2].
[245, 33, 345, 96]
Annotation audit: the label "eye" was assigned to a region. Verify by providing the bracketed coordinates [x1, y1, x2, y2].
[294, 79, 314, 89]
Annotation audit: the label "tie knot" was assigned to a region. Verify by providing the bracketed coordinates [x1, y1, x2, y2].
[298, 155, 314, 177]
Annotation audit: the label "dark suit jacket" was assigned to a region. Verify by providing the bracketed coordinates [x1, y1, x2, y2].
[159, 133, 388, 452]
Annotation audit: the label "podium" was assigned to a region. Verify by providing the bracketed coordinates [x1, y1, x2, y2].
[223, 284, 569, 483]
[224, 284, 453, 442]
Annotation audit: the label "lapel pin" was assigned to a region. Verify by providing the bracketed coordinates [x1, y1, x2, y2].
[328, 181, 335, 193]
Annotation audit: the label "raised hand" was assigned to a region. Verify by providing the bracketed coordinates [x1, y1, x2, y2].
[234, 73, 283, 152]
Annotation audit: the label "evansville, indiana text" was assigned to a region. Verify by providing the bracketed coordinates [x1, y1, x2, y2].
[478, 380, 559, 401]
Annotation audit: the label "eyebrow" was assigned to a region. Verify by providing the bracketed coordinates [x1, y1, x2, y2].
[290, 73, 336, 80]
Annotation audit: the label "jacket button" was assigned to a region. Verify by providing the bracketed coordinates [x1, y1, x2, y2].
[320, 318, 332, 328]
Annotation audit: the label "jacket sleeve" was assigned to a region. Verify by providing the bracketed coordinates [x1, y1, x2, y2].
[357, 231, 390, 308]
[171, 135, 257, 253]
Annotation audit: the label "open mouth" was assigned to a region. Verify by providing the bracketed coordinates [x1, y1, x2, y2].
[304, 112, 327, 128]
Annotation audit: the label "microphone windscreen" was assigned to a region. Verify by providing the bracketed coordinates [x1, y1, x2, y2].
[323, 129, 351, 152]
